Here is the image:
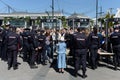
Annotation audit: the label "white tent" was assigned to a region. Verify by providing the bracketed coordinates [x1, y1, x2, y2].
[114, 8, 120, 18]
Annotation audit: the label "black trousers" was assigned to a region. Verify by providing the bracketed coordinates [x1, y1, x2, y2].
[23, 46, 29, 61]
[7, 50, 18, 67]
[89, 45, 98, 68]
[1, 45, 7, 61]
[75, 49, 87, 74]
[113, 46, 120, 68]
[0, 44, 2, 58]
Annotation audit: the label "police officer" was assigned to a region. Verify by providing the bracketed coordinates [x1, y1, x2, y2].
[21, 28, 31, 62]
[110, 26, 120, 70]
[29, 29, 38, 68]
[22, 28, 38, 69]
[88, 27, 100, 70]
[5, 26, 22, 70]
[0, 27, 3, 58]
[73, 27, 88, 78]
[36, 29, 46, 65]
[1, 23, 10, 61]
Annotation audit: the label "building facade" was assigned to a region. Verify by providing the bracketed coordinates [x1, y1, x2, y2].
[0, 11, 63, 29]
[67, 13, 90, 29]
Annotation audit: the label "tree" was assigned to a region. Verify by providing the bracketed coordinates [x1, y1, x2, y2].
[105, 12, 114, 28]
[35, 16, 41, 27]
[24, 16, 31, 27]
[61, 16, 67, 28]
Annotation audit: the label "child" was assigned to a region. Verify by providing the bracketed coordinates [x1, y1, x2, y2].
[57, 36, 66, 73]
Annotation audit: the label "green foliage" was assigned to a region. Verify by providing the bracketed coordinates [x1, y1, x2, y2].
[36, 16, 41, 25]
[25, 16, 31, 22]
[105, 12, 114, 28]
[61, 16, 67, 28]
[98, 12, 114, 28]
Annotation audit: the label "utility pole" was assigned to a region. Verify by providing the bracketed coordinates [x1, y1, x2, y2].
[96, 0, 98, 29]
[0, 0, 16, 13]
[109, 8, 114, 15]
[52, 0, 54, 28]
[98, 6, 104, 32]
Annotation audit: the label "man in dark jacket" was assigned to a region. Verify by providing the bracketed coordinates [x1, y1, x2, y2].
[87, 27, 100, 70]
[110, 26, 120, 70]
[6, 27, 22, 70]
[73, 27, 88, 78]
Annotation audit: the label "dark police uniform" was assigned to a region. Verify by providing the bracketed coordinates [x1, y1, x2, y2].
[88, 31, 100, 69]
[110, 27, 120, 70]
[28, 30, 38, 68]
[36, 30, 46, 64]
[6, 30, 21, 70]
[1, 28, 10, 61]
[73, 29, 87, 78]
[21, 29, 31, 62]
[22, 29, 38, 68]
[0, 28, 3, 58]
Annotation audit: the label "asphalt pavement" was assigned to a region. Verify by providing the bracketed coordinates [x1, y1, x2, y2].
[0, 57, 120, 80]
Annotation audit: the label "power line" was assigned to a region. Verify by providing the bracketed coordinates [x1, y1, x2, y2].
[0, 0, 16, 13]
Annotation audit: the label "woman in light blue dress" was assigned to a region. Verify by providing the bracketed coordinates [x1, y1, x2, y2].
[57, 36, 66, 73]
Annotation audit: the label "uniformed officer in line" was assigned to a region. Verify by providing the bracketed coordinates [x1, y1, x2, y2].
[0, 27, 4, 58]
[29, 28, 38, 68]
[36, 29, 46, 65]
[87, 27, 100, 70]
[119, 26, 120, 33]
[22, 28, 38, 69]
[5, 26, 22, 70]
[21, 28, 31, 62]
[73, 27, 88, 78]
[1, 23, 10, 61]
[110, 26, 120, 70]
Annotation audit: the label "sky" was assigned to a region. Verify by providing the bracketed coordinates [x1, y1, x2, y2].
[0, 0, 120, 18]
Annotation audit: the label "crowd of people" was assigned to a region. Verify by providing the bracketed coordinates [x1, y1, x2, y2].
[0, 23, 120, 79]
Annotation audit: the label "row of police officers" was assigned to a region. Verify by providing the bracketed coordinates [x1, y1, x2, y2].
[0, 24, 120, 79]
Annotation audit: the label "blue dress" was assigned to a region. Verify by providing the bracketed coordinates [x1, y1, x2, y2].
[57, 42, 66, 68]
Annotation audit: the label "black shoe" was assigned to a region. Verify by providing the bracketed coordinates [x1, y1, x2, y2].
[58, 71, 61, 73]
[82, 74, 87, 78]
[8, 66, 11, 70]
[30, 65, 38, 69]
[13, 67, 18, 70]
[74, 74, 77, 77]
[92, 66, 96, 70]
[118, 64, 120, 67]
[114, 67, 117, 71]
[61, 71, 64, 74]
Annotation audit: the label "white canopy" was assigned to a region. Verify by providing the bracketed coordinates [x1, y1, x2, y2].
[114, 8, 120, 18]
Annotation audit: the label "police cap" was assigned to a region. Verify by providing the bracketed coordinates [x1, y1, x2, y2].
[24, 28, 30, 31]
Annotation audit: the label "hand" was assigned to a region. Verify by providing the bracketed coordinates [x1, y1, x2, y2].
[97, 49, 101, 53]
[19, 48, 22, 51]
[38, 47, 42, 49]
[35, 48, 38, 51]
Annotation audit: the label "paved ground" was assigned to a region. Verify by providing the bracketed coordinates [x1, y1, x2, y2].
[0, 57, 120, 80]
